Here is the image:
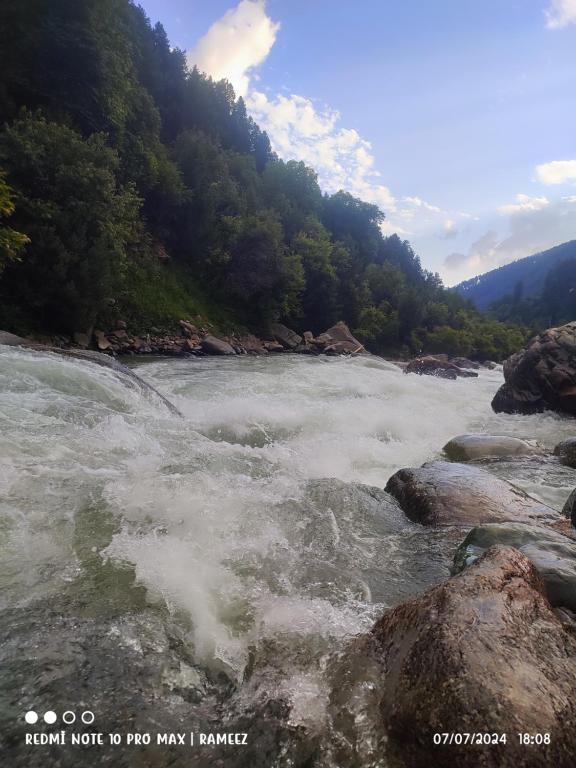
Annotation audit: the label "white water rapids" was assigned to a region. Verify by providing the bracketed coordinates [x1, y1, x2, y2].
[1, 345, 575, 755]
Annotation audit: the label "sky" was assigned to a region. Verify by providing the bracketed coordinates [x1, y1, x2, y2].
[139, 0, 576, 285]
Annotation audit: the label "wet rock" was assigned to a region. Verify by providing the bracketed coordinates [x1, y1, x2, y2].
[562, 488, 576, 526]
[385, 460, 557, 526]
[450, 356, 480, 370]
[453, 522, 576, 610]
[554, 437, 576, 468]
[303, 331, 314, 344]
[329, 546, 576, 768]
[315, 321, 366, 355]
[482, 359, 498, 369]
[201, 335, 235, 355]
[492, 321, 576, 415]
[405, 356, 478, 379]
[443, 433, 542, 461]
[269, 322, 302, 350]
[0, 599, 220, 768]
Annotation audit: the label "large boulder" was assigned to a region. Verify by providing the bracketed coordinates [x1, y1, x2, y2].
[314, 321, 366, 355]
[200, 334, 235, 355]
[385, 460, 557, 526]
[492, 321, 576, 415]
[329, 546, 576, 768]
[443, 433, 542, 461]
[453, 522, 576, 611]
[554, 437, 576, 468]
[405, 355, 478, 379]
[269, 322, 302, 350]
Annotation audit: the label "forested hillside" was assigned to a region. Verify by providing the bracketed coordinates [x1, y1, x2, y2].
[0, 0, 526, 359]
[455, 240, 576, 311]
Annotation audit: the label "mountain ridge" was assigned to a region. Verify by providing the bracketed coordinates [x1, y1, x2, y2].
[453, 240, 576, 310]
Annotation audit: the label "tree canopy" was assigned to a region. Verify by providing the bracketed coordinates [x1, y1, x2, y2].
[0, 0, 526, 359]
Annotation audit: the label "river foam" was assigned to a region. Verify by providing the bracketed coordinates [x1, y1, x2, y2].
[1, 347, 574, 714]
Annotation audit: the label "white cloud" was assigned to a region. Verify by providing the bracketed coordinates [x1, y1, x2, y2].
[247, 91, 396, 212]
[187, 0, 280, 97]
[443, 196, 576, 284]
[545, 0, 576, 29]
[440, 219, 459, 239]
[403, 196, 442, 214]
[536, 159, 576, 185]
[498, 193, 549, 215]
[189, 1, 475, 242]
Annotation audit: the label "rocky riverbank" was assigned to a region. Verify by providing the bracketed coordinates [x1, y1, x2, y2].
[328, 429, 576, 767]
[25, 320, 369, 359]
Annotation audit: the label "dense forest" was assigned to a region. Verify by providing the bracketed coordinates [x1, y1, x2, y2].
[0, 0, 527, 360]
[488, 257, 576, 333]
[455, 239, 576, 311]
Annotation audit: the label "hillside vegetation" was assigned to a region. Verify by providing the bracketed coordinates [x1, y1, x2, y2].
[0, 0, 526, 360]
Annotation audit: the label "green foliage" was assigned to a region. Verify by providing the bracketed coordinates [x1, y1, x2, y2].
[0, 113, 142, 332]
[0, 0, 528, 361]
[0, 170, 29, 271]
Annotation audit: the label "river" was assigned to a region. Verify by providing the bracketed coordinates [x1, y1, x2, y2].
[1, 346, 575, 766]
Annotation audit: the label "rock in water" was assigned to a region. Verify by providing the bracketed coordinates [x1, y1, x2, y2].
[554, 437, 576, 468]
[385, 460, 557, 526]
[329, 546, 576, 768]
[269, 322, 302, 349]
[562, 488, 576, 526]
[405, 355, 478, 379]
[492, 321, 576, 415]
[453, 522, 576, 611]
[443, 433, 541, 461]
[450, 356, 480, 370]
[200, 335, 235, 355]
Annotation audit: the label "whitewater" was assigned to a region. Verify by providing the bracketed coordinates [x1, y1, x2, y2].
[1, 346, 575, 763]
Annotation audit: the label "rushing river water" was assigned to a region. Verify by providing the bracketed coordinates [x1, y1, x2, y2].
[1, 346, 575, 766]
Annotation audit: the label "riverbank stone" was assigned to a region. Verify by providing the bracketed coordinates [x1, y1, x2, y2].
[385, 460, 557, 526]
[329, 546, 576, 768]
[200, 335, 236, 355]
[492, 321, 576, 415]
[453, 521, 576, 611]
[443, 433, 541, 461]
[554, 437, 576, 468]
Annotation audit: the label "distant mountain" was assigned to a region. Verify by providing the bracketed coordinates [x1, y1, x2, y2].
[453, 240, 576, 310]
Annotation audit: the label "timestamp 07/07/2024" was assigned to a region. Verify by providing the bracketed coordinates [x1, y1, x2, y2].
[432, 733, 551, 746]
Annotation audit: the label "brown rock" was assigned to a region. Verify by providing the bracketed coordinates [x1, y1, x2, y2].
[330, 546, 576, 768]
[94, 331, 111, 351]
[303, 331, 314, 344]
[269, 322, 302, 349]
[385, 460, 557, 526]
[263, 341, 284, 352]
[314, 321, 366, 355]
[492, 322, 576, 415]
[179, 320, 198, 338]
[200, 335, 235, 355]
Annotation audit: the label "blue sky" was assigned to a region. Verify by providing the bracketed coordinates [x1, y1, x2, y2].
[139, 0, 576, 284]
